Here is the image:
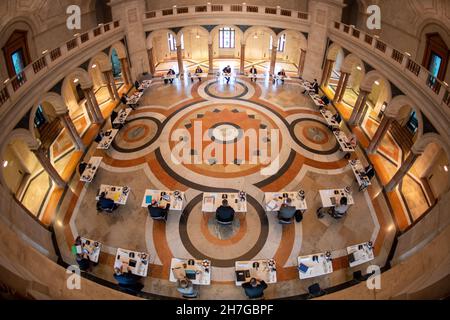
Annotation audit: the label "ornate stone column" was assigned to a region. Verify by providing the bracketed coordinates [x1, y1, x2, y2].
[59, 113, 85, 151]
[297, 49, 306, 77]
[348, 90, 369, 126]
[176, 45, 184, 77]
[367, 116, 394, 154]
[337, 72, 350, 103]
[324, 60, 334, 87]
[147, 48, 155, 76]
[208, 42, 214, 74]
[120, 58, 131, 85]
[102, 71, 115, 101]
[107, 70, 120, 101]
[269, 45, 277, 75]
[83, 87, 103, 124]
[240, 43, 246, 74]
[333, 72, 346, 103]
[33, 147, 66, 188]
[385, 149, 420, 192]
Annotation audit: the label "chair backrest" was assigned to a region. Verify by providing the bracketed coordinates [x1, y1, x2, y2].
[216, 219, 233, 225]
[308, 283, 321, 296]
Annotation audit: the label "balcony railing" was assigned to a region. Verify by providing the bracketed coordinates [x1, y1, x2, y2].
[0, 21, 122, 111]
[144, 4, 310, 22]
[333, 22, 450, 111]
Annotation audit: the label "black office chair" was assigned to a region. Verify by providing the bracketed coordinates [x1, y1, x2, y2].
[97, 201, 118, 213]
[353, 270, 365, 283]
[277, 213, 294, 225]
[308, 283, 326, 299]
[148, 205, 168, 222]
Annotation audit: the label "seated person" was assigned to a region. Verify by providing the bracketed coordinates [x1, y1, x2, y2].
[147, 199, 169, 221]
[78, 162, 87, 176]
[177, 278, 198, 298]
[215, 199, 235, 224]
[277, 198, 296, 223]
[94, 130, 104, 143]
[97, 192, 118, 212]
[166, 69, 176, 84]
[249, 65, 258, 82]
[223, 65, 232, 84]
[303, 79, 318, 95]
[120, 94, 128, 107]
[194, 66, 203, 82]
[332, 113, 342, 124]
[348, 133, 358, 148]
[76, 252, 91, 272]
[134, 80, 140, 90]
[242, 278, 268, 299]
[331, 197, 349, 219]
[113, 267, 144, 292]
[320, 95, 330, 105]
[364, 164, 375, 181]
[274, 69, 287, 84]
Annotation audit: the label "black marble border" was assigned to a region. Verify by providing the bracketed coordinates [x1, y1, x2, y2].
[179, 193, 269, 267]
[204, 80, 249, 100]
[112, 116, 162, 153]
[289, 118, 340, 155]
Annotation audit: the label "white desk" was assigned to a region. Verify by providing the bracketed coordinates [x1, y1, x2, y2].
[347, 242, 375, 267]
[320, 109, 340, 127]
[96, 184, 130, 205]
[163, 75, 177, 80]
[202, 192, 247, 213]
[272, 75, 291, 82]
[189, 73, 208, 80]
[297, 253, 333, 279]
[349, 160, 371, 189]
[114, 248, 149, 277]
[333, 130, 356, 153]
[141, 189, 185, 211]
[80, 157, 102, 182]
[126, 91, 143, 105]
[319, 189, 355, 208]
[113, 108, 132, 125]
[247, 74, 265, 80]
[309, 94, 326, 107]
[169, 258, 211, 285]
[96, 129, 118, 150]
[138, 80, 152, 91]
[80, 237, 101, 263]
[235, 259, 277, 286]
[264, 191, 307, 212]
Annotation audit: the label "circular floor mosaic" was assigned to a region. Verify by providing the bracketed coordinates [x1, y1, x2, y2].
[112, 117, 161, 153]
[290, 118, 340, 155]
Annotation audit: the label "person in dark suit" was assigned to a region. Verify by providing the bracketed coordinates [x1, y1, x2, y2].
[167, 69, 176, 84]
[194, 66, 203, 82]
[134, 80, 140, 90]
[223, 65, 232, 84]
[76, 253, 92, 271]
[249, 65, 258, 82]
[78, 162, 87, 176]
[114, 268, 144, 293]
[303, 79, 318, 95]
[278, 198, 296, 223]
[332, 113, 342, 124]
[242, 278, 268, 299]
[216, 199, 235, 224]
[364, 164, 375, 181]
[94, 131, 104, 143]
[120, 93, 128, 105]
[97, 192, 118, 212]
[148, 200, 169, 221]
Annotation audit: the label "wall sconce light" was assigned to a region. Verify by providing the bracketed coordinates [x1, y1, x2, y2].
[2, 160, 8, 168]
[356, 66, 362, 71]
[374, 80, 380, 85]
[444, 165, 449, 172]
[73, 78, 79, 84]
[92, 64, 97, 69]
[42, 50, 48, 55]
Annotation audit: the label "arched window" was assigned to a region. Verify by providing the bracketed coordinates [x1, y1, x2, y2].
[2, 30, 31, 78]
[219, 27, 235, 48]
[269, 34, 287, 52]
[168, 33, 184, 51]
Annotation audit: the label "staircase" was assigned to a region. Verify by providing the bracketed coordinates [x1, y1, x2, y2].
[38, 120, 63, 150]
[389, 120, 414, 155]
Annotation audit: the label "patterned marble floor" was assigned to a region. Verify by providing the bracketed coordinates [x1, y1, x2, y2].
[54, 76, 396, 299]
